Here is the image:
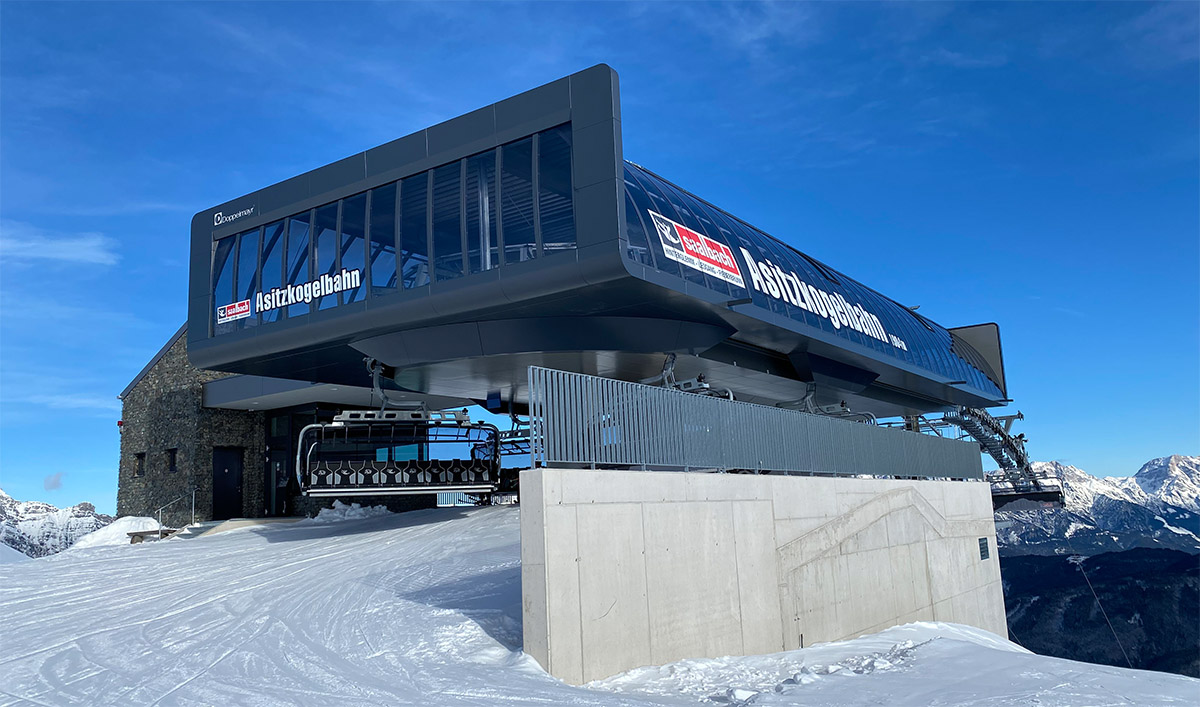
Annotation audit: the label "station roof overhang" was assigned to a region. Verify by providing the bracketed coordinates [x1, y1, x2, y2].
[185, 64, 1009, 419]
[202, 374, 470, 412]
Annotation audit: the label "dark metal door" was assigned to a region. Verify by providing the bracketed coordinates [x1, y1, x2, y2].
[212, 447, 244, 521]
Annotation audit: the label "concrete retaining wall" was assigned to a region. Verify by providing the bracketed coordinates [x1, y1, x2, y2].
[520, 469, 1005, 684]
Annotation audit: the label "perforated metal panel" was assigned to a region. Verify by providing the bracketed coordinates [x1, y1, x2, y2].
[528, 366, 983, 480]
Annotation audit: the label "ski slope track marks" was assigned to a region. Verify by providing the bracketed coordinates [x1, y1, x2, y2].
[1, 506, 1195, 706]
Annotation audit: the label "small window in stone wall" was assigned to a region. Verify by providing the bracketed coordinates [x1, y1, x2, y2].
[135, 453, 146, 477]
[979, 537, 990, 561]
[168, 448, 178, 473]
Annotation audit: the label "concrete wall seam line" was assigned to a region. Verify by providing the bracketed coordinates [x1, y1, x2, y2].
[522, 469, 1003, 684]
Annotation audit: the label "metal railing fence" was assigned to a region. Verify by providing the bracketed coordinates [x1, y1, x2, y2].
[528, 366, 983, 481]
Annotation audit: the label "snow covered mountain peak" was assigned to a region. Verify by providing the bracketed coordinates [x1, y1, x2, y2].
[998, 457, 1200, 556]
[0, 488, 113, 558]
[1125, 455, 1200, 513]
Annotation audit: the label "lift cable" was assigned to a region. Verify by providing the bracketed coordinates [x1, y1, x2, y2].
[1063, 536, 1134, 669]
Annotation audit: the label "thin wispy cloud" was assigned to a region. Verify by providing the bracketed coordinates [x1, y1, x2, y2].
[43, 472, 64, 491]
[16, 394, 121, 414]
[924, 48, 1008, 69]
[0, 291, 153, 329]
[0, 220, 119, 265]
[50, 201, 192, 217]
[663, 0, 820, 65]
[30, 394, 122, 412]
[1112, 2, 1200, 68]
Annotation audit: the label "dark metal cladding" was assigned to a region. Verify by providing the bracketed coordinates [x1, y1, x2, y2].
[187, 64, 1008, 418]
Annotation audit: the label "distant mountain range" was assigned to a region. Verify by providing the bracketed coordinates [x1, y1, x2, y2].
[996, 455, 1200, 557]
[0, 489, 113, 558]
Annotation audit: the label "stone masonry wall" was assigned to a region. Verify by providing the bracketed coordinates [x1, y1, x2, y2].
[117, 335, 264, 527]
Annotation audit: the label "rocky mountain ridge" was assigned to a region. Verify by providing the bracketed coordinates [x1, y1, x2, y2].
[0, 489, 113, 558]
[996, 455, 1200, 556]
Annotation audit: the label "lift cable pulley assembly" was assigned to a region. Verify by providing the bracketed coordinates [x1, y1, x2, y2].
[942, 406, 1064, 508]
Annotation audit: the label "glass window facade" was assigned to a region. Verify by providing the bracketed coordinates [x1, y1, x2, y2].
[260, 220, 285, 323]
[285, 212, 311, 318]
[313, 203, 339, 310]
[466, 152, 497, 274]
[340, 193, 367, 304]
[211, 236, 235, 336]
[235, 227, 259, 329]
[538, 125, 575, 254]
[432, 163, 463, 282]
[211, 124, 575, 334]
[400, 173, 429, 288]
[369, 183, 398, 296]
[501, 137, 536, 264]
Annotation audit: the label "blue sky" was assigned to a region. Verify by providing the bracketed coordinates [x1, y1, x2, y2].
[1, 1, 1196, 514]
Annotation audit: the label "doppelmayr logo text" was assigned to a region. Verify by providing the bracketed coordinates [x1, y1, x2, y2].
[256, 268, 362, 313]
[213, 206, 255, 227]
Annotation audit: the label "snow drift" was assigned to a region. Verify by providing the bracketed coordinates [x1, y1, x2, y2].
[68, 516, 161, 550]
[0, 506, 1194, 705]
[0, 542, 29, 565]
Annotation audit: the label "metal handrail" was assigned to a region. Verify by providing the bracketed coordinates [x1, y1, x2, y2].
[154, 495, 186, 539]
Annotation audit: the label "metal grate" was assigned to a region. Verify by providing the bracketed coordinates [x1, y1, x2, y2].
[528, 366, 984, 480]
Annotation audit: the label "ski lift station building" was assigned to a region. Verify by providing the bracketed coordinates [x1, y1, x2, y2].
[118, 65, 1012, 683]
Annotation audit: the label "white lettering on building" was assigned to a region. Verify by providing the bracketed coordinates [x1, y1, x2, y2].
[213, 206, 256, 227]
[648, 211, 745, 288]
[254, 268, 363, 314]
[738, 248, 908, 352]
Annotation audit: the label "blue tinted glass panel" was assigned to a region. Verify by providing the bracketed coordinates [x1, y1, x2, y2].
[400, 173, 429, 288]
[707, 209, 768, 306]
[314, 203, 339, 310]
[501, 138, 535, 264]
[654, 179, 731, 297]
[369, 183, 397, 295]
[622, 161, 1003, 398]
[624, 169, 682, 278]
[340, 193, 367, 304]
[730, 225, 789, 320]
[212, 237, 235, 336]
[285, 213, 311, 318]
[432, 163, 462, 282]
[466, 151, 497, 274]
[260, 221, 284, 323]
[235, 227, 259, 329]
[623, 192, 655, 268]
[537, 126, 574, 254]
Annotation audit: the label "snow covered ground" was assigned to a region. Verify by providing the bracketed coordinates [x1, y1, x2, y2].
[67, 517, 160, 551]
[0, 542, 28, 565]
[1, 506, 1195, 706]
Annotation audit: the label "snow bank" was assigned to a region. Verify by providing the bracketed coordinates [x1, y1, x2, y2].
[0, 542, 29, 564]
[306, 500, 393, 524]
[69, 516, 161, 550]
[593, 622, 1034, 704]
[1, 506, 1194, 706]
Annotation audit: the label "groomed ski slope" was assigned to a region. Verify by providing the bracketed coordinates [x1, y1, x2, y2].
[1, 505, 1195, 706]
